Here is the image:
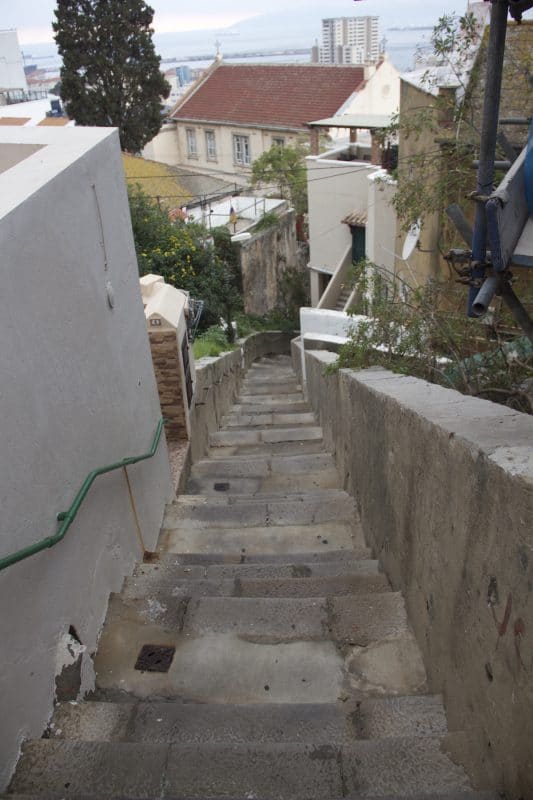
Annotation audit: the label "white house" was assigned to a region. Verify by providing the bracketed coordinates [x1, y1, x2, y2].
[144, 60, 368, 183]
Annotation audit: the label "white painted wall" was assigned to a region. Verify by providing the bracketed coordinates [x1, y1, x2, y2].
[366, 170, 398, 277]
[0, 30, 27, 91]
[306, 149, 379, 305]
[341, 58, 400, 119]
[0, 126, 172, 789]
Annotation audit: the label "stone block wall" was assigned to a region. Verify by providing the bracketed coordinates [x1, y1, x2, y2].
[238, 210, 301, 316]
[292, 340, 533, 800]
[149, 330, 187, 441]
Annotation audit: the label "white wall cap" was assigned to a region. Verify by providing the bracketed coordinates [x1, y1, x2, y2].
[142, 280, 188, 329]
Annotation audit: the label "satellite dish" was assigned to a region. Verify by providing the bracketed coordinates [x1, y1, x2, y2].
[402, 220, 421, 260]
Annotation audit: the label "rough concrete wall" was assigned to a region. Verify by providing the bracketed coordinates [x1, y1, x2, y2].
[149, 330, 187, 440]
[293, 342, 533, 800]
[238, 210, 298, 316]
[189, 331, 293, 462]
[0, 129, 172, 790]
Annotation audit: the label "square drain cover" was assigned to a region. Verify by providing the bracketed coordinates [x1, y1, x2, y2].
[134, 644, 175, 673]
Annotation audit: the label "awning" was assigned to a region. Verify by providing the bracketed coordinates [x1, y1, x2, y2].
[342, 210, 368, 226]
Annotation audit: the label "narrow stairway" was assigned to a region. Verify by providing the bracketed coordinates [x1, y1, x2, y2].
[335, 284, 352, 311]
[7, 355, 494, 799]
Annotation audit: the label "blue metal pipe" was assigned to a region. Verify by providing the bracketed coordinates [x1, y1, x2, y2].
[469, 0, 509, 314]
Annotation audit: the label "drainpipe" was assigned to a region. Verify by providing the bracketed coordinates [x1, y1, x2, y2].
[469, 0, 509, 315]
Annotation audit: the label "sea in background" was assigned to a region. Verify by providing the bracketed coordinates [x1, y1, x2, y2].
[22, 25, 434, 77]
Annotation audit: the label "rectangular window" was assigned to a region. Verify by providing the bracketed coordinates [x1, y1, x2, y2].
[186, 128, 197, 158]
[205, 130, 217, 160]
[233, 134, 251, 166]
[272, 137, 285, 148]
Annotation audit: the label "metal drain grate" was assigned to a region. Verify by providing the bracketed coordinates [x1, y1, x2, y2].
[134, 644, 175, 673]
[214, 482, 230, 492]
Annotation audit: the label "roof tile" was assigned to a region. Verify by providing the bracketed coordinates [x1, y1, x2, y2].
[172, 63, 365, 130]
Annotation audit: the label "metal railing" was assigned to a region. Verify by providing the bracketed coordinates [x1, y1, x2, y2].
[0, 418, 165, 573]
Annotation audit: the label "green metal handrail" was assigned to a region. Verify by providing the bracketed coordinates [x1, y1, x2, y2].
[0, 418, 165, 573]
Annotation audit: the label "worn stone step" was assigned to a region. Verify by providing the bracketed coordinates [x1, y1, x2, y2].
[48, 701, 355, 744]
[191, 452, 336, 478]
[141, 548, 373, 569]
[49, 695, 447, 744]
[132, 557, 381, 584]
[8, 737, 470, 798]
[354, 695, 448, 739]
[94, 631, 346, 703]
[186, 469, 340, 496]
[164, 491, 357, 528]
[341, 736, 471, 797]
[206, 439, 327, 458]
[123, 570, 389, 600]
[241, 370, 302, 394]
[157, 522, 363, 556]
[111, 585, 409, 647]
[104, 591, 407, 647]
[210, 425, 322, 448]
[239, 380, 302, 395]
[2, 793, 502, 800]
[221, 411, 316, 428]
[236, 392, 305, 405]
[231, 400, 310, 414]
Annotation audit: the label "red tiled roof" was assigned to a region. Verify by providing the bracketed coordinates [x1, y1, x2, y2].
[171, 63, 365, 130]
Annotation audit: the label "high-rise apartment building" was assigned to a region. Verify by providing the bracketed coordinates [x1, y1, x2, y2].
[317, 16, 379, 66]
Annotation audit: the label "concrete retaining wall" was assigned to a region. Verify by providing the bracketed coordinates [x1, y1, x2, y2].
[189, 331, 293, 462]
[292, 340, 533, 800]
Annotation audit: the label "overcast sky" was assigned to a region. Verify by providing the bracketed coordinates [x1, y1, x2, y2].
[4, 0, 532, 47]
[2, 0, 483, 45]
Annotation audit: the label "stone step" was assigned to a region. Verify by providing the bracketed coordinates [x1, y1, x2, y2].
[9, 737, 471, 798]
[48, 701, 355, 744]
[49, 695, 447, 744]
[123, 569, 389, 600]
[209, 425, 323, 448]
[243, 371, 297, 384]
[231, 400, 310, 414]
[186, 469, 340, 495]
[141, 548, 373, 568]
[163, 491, 357, 528]
[191, 452, 336, 478]
[156, 522, 363, 556]
[92, 592, 420, 702]
[236, 392, 305, 405]
[2, 792, 503, 800]
[206, 439, 327, 458]
[239, 381, 302, 395]
[133, 556, 380, 582]
[94, 632, 347, 703]
[103, 591, 407, 646]
[221, 411, 316, 428]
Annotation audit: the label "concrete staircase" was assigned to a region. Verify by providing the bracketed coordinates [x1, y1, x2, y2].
[335, 284, 353, 311]
[6, 355, 495, 799]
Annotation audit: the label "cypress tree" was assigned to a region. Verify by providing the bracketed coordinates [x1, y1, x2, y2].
[53, 0, 170, 152]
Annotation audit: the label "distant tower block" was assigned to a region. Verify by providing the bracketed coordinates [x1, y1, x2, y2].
[319, 16, 379, 66]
